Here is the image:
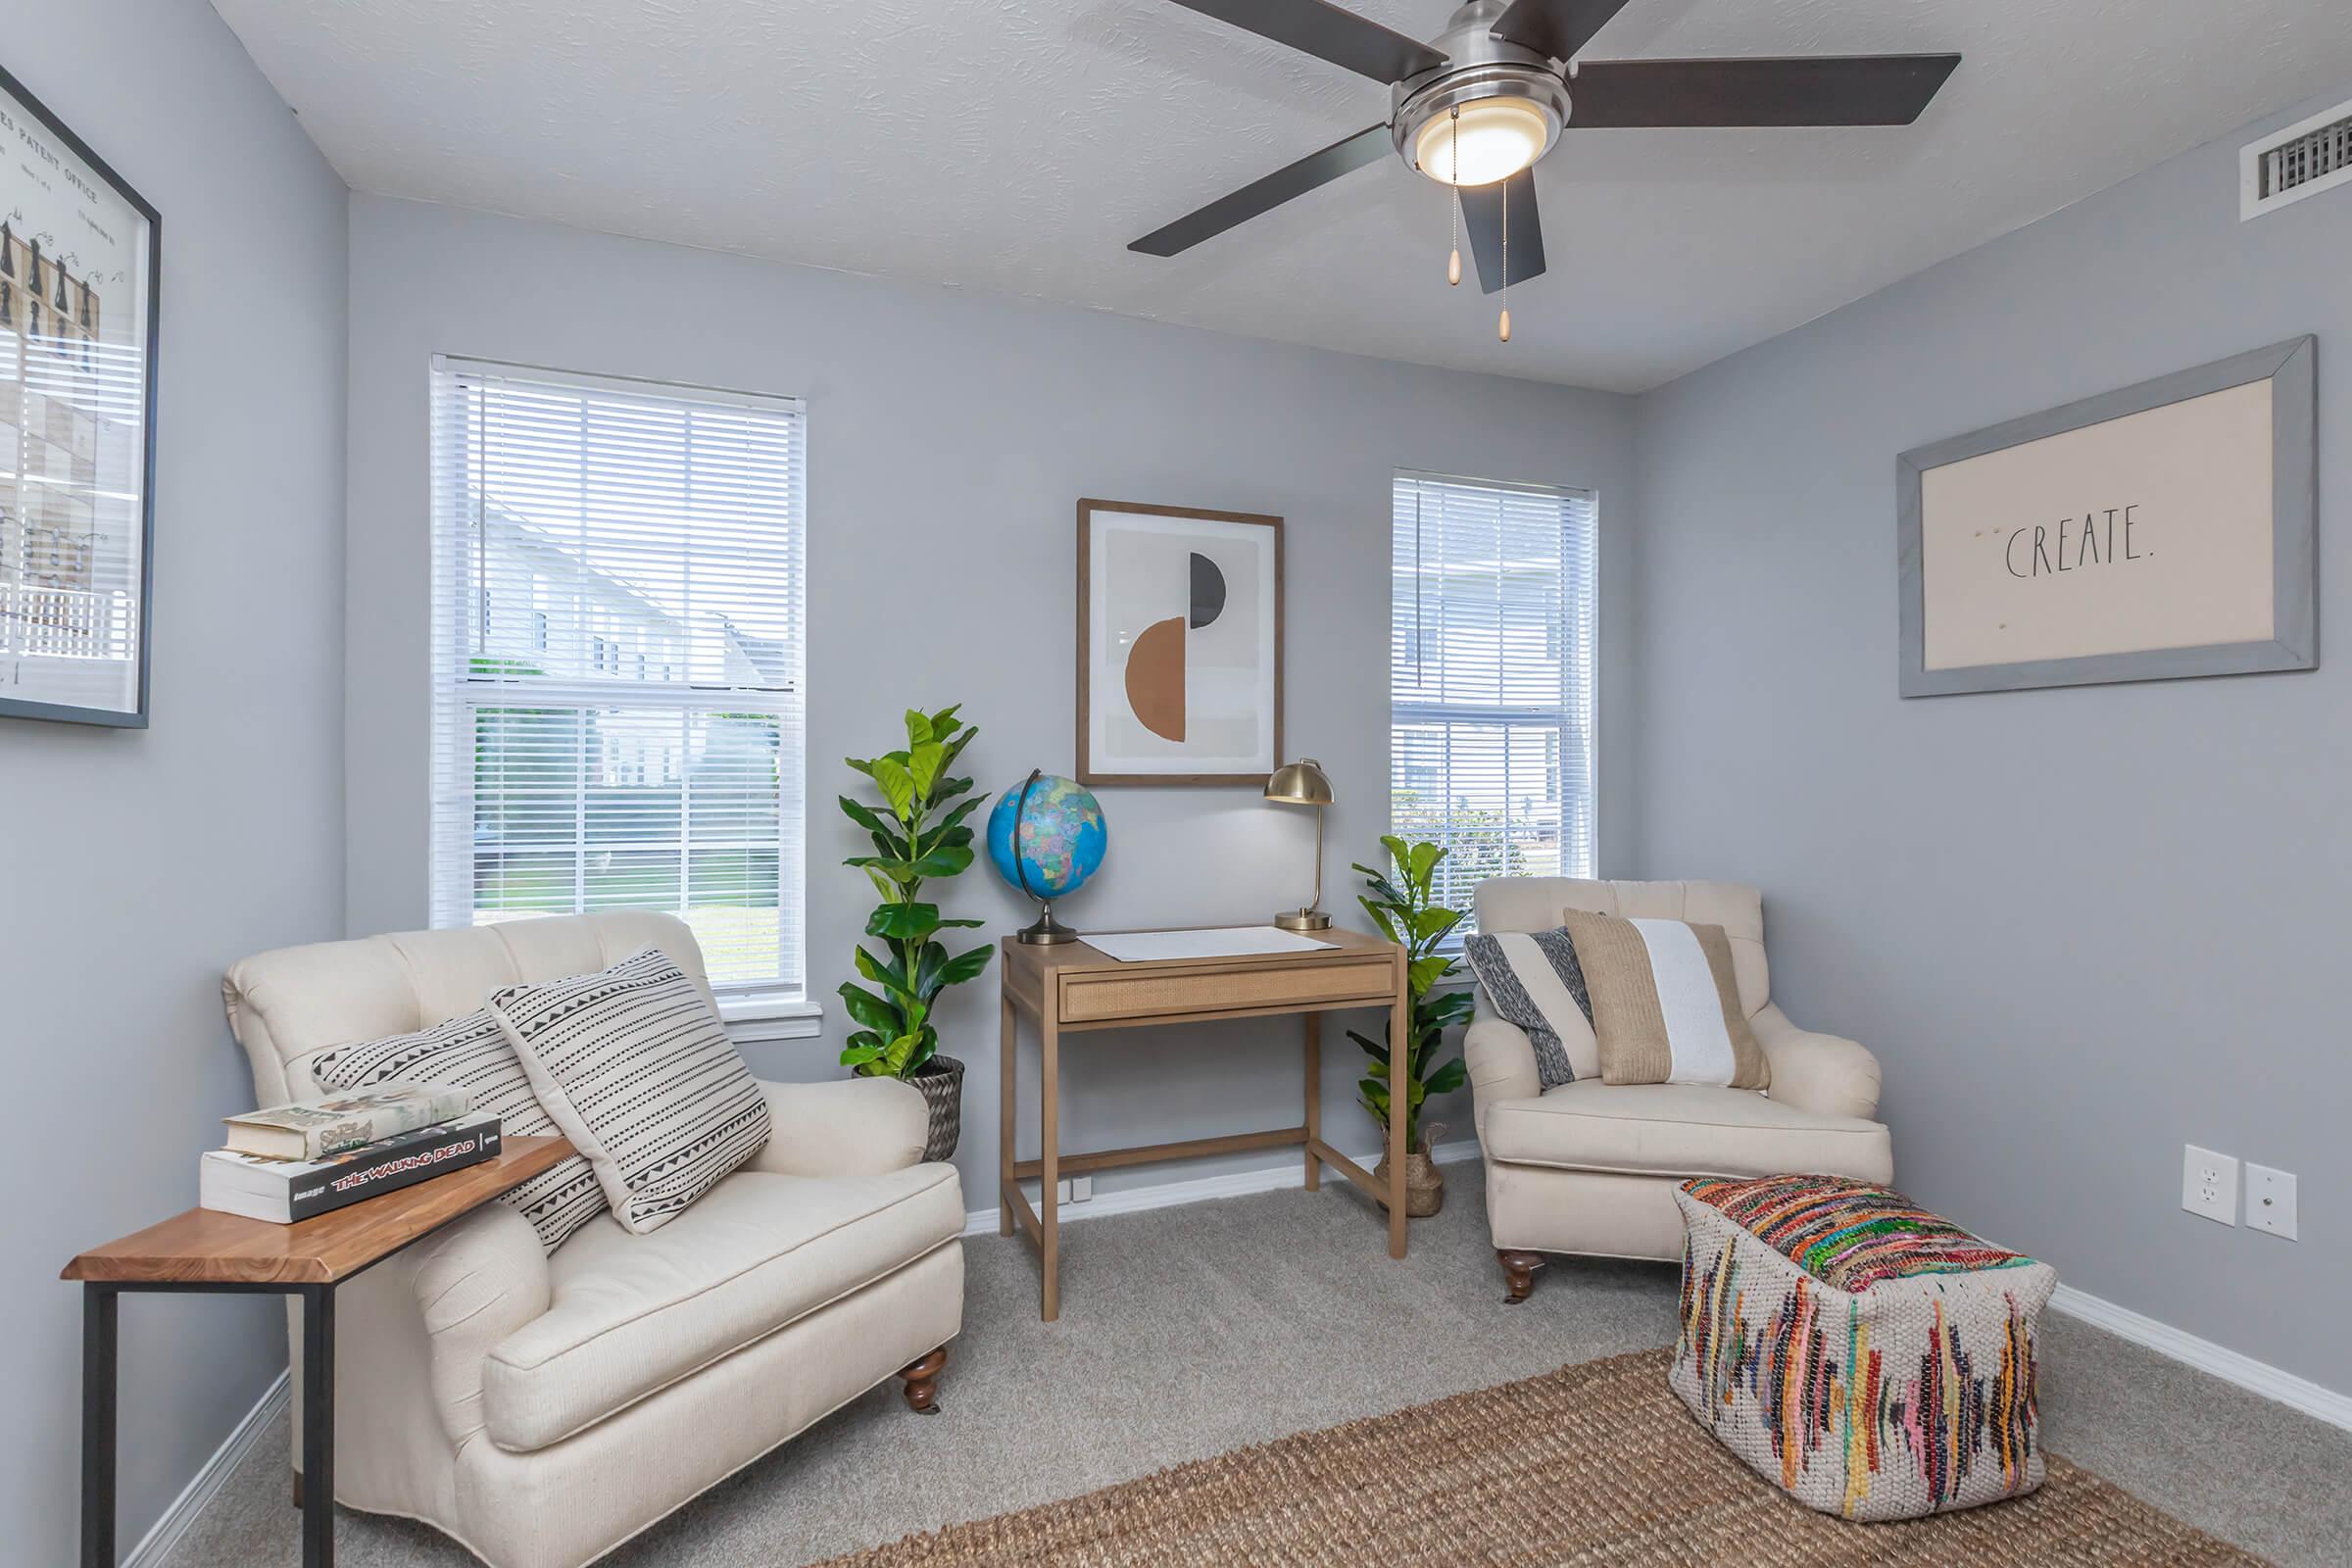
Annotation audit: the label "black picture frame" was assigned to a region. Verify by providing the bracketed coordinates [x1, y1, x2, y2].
[0, 61, 161, 727]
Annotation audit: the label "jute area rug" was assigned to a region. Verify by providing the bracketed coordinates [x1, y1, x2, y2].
[817, 1348, 2265, 1567]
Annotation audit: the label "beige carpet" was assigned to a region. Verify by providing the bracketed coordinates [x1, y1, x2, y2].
[819, 1348, 2266, 1567]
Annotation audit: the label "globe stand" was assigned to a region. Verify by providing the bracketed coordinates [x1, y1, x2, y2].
[1017, 902, 1079, 946]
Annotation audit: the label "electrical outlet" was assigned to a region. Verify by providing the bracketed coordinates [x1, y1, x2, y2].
[1054, 1176, 1094, 1204]
[2181, 1145, 2238, 1225]
[2245, 1163, 2298, 1241]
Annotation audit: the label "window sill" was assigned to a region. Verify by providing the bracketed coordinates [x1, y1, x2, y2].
[717, 993, 824, 1043]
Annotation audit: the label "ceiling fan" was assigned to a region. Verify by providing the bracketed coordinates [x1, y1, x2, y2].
[1131, 0, 1960, 335]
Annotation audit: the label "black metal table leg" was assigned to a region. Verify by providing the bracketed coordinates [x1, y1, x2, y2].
[81, 1284, 118, 1568]
[300, 1285, 335, 1568]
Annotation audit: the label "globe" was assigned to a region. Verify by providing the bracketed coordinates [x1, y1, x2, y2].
[986, 772, 1107, 902]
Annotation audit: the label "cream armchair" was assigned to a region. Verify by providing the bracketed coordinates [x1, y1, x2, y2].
[222, 912, 963, 1568]
[1466, 879, 1890, 1302]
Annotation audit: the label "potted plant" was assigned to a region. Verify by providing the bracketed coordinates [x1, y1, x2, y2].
[838, 705, 993, 1161]
[1347, 836, 1473, 1215]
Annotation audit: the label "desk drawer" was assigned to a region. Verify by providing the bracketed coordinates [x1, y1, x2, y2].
[1059, 957, 1396, 1024]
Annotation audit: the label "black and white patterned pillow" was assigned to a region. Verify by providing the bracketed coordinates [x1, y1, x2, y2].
[487, 949, 771, 1235]
[1463, 928, 1594, 1090]
[312, 1010, 610, 1251]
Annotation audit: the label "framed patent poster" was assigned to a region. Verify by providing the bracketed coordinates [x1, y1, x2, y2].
[1897, 337, 2314, 698]
[0, 63, 160, 726]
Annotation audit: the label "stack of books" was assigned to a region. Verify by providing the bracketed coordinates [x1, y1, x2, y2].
[200, 1085, 502, 1224]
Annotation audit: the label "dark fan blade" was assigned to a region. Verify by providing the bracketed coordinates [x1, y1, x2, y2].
[1567, 55, 1960, 127]
[1459, 170, 1545, 295]
[1130, 125, 1394, 256]
[1489, 0, 1635, 64]
[1163, 0, 1445, 84]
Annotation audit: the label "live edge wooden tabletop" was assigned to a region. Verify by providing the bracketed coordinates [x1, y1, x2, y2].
[62, 1135, 573, 1288]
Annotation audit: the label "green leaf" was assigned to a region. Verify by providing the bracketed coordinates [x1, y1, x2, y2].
[880, 1031, 925, 1076]
[867, 903, 943, 942]
[934, 915, 989, 930]
[1406, 955, 1451, 997]
[844, 756, 876, 778]
[1423, 990, 1476, 1030]
[939, 945, 995, 987]
[869, 757, 916, 821]
[1411, 906, 1464, 944]
[907, 740, 947, 801]
[912, 843, 974, 879]
[837, 795, 902, 843]
[927, 704, 963, 737]
[845, 855, 919, 886]
[1358, 897, 1400, 946]
[1358, 1078, 1391, 1119]
[934, 774, 976, 801]
[862, 866, 899, 904]
[1345, 1028, 1388, 1064]
[1380, 834, 1410, 872]
[1408, 840, 1445, 889]
[1425, 1056, 1468, 1097]
[837, 982, 904, 1035]
[854, 945, 908, 992]
[904, 709, 934, 747]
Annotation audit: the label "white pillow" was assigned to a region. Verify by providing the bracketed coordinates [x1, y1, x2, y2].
[312, 1008, 609, 1251]
[487, 949, 771, 1235]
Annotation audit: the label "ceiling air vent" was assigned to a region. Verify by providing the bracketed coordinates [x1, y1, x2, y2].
[2242, 98, 2352, 220]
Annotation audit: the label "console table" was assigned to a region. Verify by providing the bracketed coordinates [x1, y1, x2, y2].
[63, 1135, 573, 1568]
[998, 928, 1410, 1320]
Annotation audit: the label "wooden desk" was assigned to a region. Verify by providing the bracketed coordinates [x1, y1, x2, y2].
[63, 1135, 572, 1568]
[998, 928, 1409, 1320]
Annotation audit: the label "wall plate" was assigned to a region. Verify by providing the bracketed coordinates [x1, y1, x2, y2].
[2245, 1163, 2298, 1241]
[2181, 1144, 2238, 1225]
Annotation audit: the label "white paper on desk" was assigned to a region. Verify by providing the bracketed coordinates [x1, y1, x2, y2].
[1084, 926, 1338, 963]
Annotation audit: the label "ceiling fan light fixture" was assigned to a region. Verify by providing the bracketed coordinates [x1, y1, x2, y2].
[1411, 96, 1552, 185]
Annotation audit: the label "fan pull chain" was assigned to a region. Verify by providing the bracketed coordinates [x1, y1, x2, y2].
[1498, 179, 1512, 343]
[1446, 108, 1462, 287]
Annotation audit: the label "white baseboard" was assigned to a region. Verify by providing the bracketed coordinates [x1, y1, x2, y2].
[2048, 1283, 2352, 1434]
[961, 1137, 1482, 1238]
[125, 1368, 289, 1568]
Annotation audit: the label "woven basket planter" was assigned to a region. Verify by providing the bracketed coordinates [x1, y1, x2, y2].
[907, 1054, 964, 1164]
[1670, 1175, 2056, 1522]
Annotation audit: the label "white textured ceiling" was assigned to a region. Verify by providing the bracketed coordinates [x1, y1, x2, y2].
[213, 0, 2352, 392]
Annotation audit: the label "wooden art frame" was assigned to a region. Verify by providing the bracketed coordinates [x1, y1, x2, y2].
[1076, 498, 1283, 786]
[1897, 336, 2315, 698]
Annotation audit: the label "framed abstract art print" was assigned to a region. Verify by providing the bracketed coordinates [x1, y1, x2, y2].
[1077, 498, 1281, 786]
[0, 63, 160, 726]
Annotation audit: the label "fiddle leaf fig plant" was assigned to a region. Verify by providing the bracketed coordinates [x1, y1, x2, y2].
[838, 706, 992, 1078]
[1346, 836, 1472, 1152]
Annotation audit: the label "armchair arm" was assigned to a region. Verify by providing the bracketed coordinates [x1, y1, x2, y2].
[1752, 1003, 1883, 1120]
[1464, 1000, 1541, 1147]
[746, 1076, 929, 1177]
[410, 1201, 551, 1446]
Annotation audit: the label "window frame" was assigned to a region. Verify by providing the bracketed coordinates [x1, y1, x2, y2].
[427, 356, 816, 1034]
[1388, 468, 1599, 946]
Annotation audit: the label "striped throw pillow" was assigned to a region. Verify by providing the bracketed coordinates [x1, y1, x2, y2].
[488, 949, 772, 1235]
[1463, 928, 1597, 1089]
[312, 1009, 610, 1251]
[1558, 909, 1768, 1089]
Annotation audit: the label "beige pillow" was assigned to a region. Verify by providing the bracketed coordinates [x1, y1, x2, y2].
[1558, 909, 1768, 1089]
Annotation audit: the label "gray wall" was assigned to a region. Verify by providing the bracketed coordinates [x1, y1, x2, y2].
[0, 0, 349, 1555]
[344, 195, 1638, 1217]
[1633, 86, 2352, 1396]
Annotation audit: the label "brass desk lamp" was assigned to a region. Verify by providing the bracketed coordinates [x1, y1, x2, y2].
[1264, 758, 1335, 931]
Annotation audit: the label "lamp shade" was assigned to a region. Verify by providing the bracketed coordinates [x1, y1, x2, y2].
[1263, 758, 1334, 807]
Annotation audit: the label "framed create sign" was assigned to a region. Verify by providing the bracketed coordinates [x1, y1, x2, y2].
[1077, 498, 1281, 785]
[1897, 337, 2315, 698]
[0, 64, 160, 726]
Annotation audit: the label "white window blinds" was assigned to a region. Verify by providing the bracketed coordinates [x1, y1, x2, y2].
[1391, 470, 1596, 934]
[429, 358, 807, 995]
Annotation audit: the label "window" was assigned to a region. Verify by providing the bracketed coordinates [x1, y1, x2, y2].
[430, 358, 808, 1002]
[1390, 470, 1596, 936]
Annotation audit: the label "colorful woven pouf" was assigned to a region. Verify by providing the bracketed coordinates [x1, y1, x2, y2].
[1671, 1173, 2057, 1521]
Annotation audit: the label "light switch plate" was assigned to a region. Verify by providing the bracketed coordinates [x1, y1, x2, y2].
[2245, 1163, 2298, 1240]
[2181, 1144, 2238, 1225]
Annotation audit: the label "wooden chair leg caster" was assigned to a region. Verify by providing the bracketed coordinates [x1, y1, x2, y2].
[897, 1347, 948, 1414]
[1497, 1249, 1544, 1304]
[291, 1468, 302, 1508]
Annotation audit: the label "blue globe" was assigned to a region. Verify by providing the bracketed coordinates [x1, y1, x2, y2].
[986, 773, 1107, 902]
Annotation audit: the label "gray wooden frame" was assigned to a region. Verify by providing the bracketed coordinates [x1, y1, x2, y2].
[1897, 336, 2316, 698]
